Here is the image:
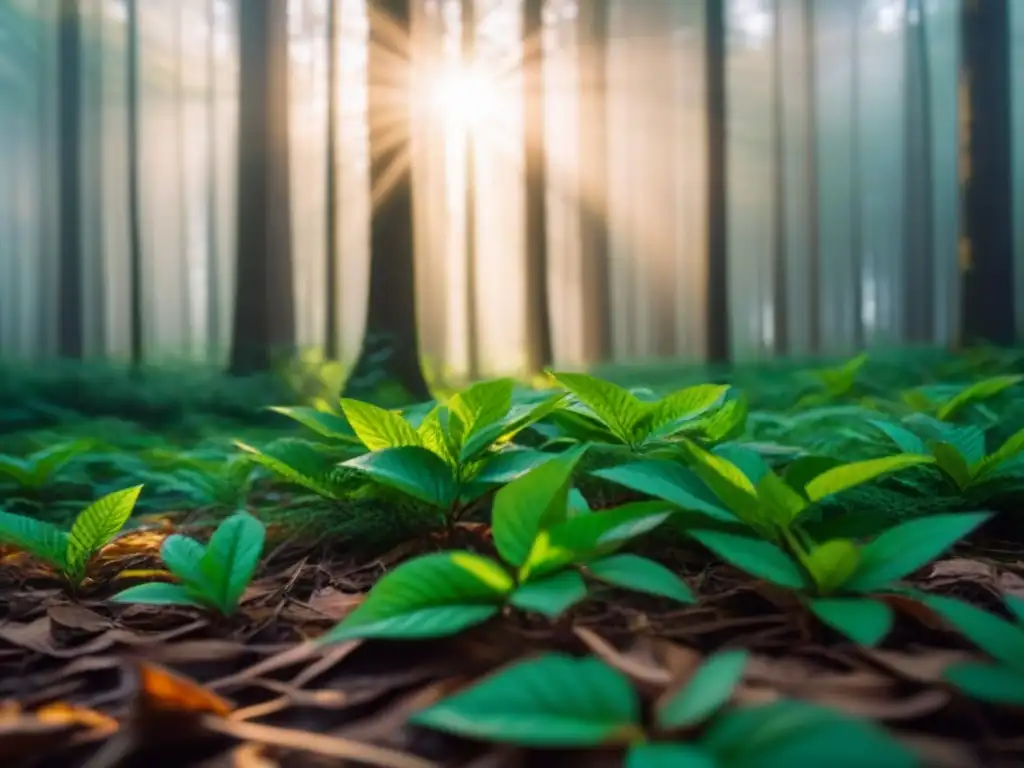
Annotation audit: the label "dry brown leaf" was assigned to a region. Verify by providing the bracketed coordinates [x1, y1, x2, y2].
[48, 604, 113, 633]
[306, 587, 363, 620]
[136, 662, 234, 718]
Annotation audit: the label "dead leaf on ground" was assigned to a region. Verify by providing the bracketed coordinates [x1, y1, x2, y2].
[305, 587, 363, 620]
[0, 699, 117, 763]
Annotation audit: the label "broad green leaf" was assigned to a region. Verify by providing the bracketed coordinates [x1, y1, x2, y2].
[807, 597, 893, 646]
[322, 551, 512, 642]
[868, 420, 926, 454]
[679, 441, 762, 527]
[0, 511, 68, 569]
[472, 448, 558, 485]
[942, 426, 987, 467]
[944, 662, 1024, 705]
[159, 534, 207, 588]
[930, 441, 974, 490]
[568, 488, 591, 516]
[1006, 595, 1024, 626]
[586, 554, 694, 604]
[235, 440, 345, 500]
[657, 649, 748, 729]
[447, 378, 514, 453]
[23, 441, 92, 486]
[688, 530, 808, 591]
[799, 540, 861, 595]
[626, 744, 715, 768]
[782, 455, 843, 494]
[698, 394, 749, 443]
[66, 485, 143, 579]
[339, 399, 422, 451]
[977, 424, 1024, 479]
[0, 456, 32, 486]
[804, 454, 934, 503]
[417, 405, 458, 466]
[921, 594, 1024, 670]
[550, 372, 645, 445]
[199, 513, 266, 614]
[936, 374, 1023, 421]
[547, 409, 620, 444]
[491, 447, 586, 568]
[645, 384, 730, 440]
[591, 461, 736, 523]
[111, 582, 208, 609]
[845, 513, 990, 593]
[756, 472, 808, 527]
[267, 406, 359, 443]
[510, 570, 588, 618]
[344, 447, 458, 509]
[410, 653, 643, 747]
[701, 700, 915, 768]
[713, 444, 770, 485]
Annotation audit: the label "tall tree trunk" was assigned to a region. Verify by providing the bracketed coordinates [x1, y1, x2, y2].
[462, 0, 479, 378]
[576, 0, 611, 365]
[343, 0, 430, 404]
[770, 0, 788, 355]
[704, 0, 729, 362]
[522, 0, 553, 372]
[126, 0, 144, 366]
[205, 0, 220, 358]
[57, 0, 83, 358]
[229, 0, 295, 375]
[325, 0, 340, 357]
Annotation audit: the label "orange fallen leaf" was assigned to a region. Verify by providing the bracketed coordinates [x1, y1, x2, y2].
[137, 662, 234, 718]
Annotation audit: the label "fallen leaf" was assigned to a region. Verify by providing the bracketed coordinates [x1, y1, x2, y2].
[306, 587, 363, 620]
[48, 604, 112, 633]
[137, 662, 234, 718]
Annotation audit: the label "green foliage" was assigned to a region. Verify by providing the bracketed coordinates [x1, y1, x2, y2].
[114, 512, 269, 615]
[0, 485, 142, 585]
[0, 440, 94, 491]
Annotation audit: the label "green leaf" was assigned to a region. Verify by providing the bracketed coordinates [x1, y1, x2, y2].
[657, 649, 748, 729]
[510, 570, 588, 618]
[679, 441, 762, 528]
[930, 441, 974, 490]
[550, 372, 646, 445]
[942, 426, 987, 467]
[340, 399, 422, 451]
[804, 455, 934, 503]
[235, 440, 345, 500]
[713, 444, 770, 485]
[799, 539, 861, 595]
[626, 744, 715, 768]
[756, 472, 808, 527]
[591, 461, 737, 523]
[159, 534, 207, 589]
[491, 447, 586, 568]
[322, 552, 512, 642]
[921, 594, 1024, 670]
[807, 597, 893, 646]
[586, 554, 694, 604]
[868, 420, 926, 454]
[1006, 595, 1024, 626]
[698, 394, 749, 443]
[344, 447, 458, 509]
[688, 530, 808, 590]
[645, 384, 730, 440]
[447, 379, 514, 455]
[936, 374, 1023, 421]
[409, 653, 642, 747]
[845, 513, 990, 593]
[267, 406, 360, 443]
[472, 448, 558, 485]
[111, 582, 209, 609]
[944, 662, 1024, 705]
[198, 513, 266, 614]
[0, 511, 68, 569]
[417, 405, 458, 466]
[66, 485, 142, 580]
[0, 456, 33, 486]
[977, 424, 1024, 479]
[782, 455, 843, 494]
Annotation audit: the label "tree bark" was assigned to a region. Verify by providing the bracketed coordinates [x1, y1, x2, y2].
[325, 0, 340, 357]
[126, 0, 144, 366]
[229, 0, 295, 375]
[704, 0, 729, 363]
[343, 0, 431, 404]
[57, 0, 83, 358]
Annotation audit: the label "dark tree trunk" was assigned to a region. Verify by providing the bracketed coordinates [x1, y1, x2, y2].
[229, 0, 295, 375]
[126, 0, 144, 366]
[770, 0, 788, 354]
[576, 0, 611, 364]
[205, 0, 220, 356]
[343, 0, 430, 404]
[960, 0, 1014, 345]
[325, 0, 340, 357]
[704, 0, 729, 362]
[57, 0, 83, 358]
[462, 0, 479, 378]
[522, 0, 553, 372]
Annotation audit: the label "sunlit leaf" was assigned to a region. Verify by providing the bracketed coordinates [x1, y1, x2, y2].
[267, 406, 360, 443]
[112, 582, 208, 609]
[645, 384, 730, 440]
[936, 375, 1023, 421]
[340, 399, 422, 451]
[447, 378, 514, 456]
[798, 539, 861, 595]
[66, 485, 143, 581]
[549, 372, 646, 445]
[344, 447, 458, 509]
[0, 511, 68, 569]
[804, 454, 934, 503]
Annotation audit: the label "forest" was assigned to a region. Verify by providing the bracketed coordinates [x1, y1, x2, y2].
[1, 0, 1024, 766]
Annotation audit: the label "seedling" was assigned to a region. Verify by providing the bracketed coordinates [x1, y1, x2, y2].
[921, 593, 1024, 706]
[0, 440, 94, 491]
[112, 511, 266, 616]
[322, 450, 691, 643]
[689, 511, 990, 645]
[0, 485, 143, 586]
[795, 353, 870, 408]
[901, 374, 1023, 423]
[409, 651, 913, 766]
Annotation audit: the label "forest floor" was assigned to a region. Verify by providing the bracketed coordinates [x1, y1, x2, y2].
[1, 350, 1023, 768]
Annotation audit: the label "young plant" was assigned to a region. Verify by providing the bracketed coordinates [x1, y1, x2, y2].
[795, 353, 870, 408]
[546, 372, 736, 452]
[409, 651, 913, 766]
[920, 593, 1024, 706]
[321, 450, 690, 644]
[236, 437, 357, 501]
[112, 511, 266, 616]
[901, 374, 1023, 423]
[0, 440, 94, 491]
[593, 439, 934, 543]
[869, 419, 1024, 492]
[336, 379, 565, 520]
[0, 485, 143, 586]
[142, 455, 258, 510]
[688, 512, 990, 645]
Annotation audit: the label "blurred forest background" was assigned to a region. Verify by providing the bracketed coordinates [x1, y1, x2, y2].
[0, 0, 1022, 401]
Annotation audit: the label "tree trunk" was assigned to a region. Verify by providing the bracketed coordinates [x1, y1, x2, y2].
[343, 0, 430, 404]
[229, 0, 295, 375]
[57, 0, 83, 358]
[126, 0, 144, 366]
[325, 0, 340, 357]
[462, 0, 479, 378]
[522, 0, 553, 372]
[704, 0, 729, 363]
